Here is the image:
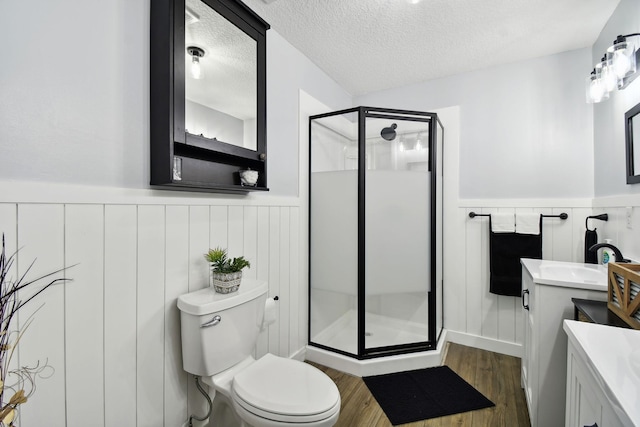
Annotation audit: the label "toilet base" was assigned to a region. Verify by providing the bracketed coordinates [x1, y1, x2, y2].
[234, 398, 339, 427]
[206, 391, 338, 427]
[208, 393, 248, 427]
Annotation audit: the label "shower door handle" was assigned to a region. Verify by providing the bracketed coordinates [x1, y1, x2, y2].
[522, 290, 529, 311]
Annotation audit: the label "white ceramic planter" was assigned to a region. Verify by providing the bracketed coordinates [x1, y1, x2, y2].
[211, 270, 242, 294]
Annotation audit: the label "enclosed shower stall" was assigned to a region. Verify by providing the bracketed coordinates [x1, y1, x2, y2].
[308, 107, 444, 363]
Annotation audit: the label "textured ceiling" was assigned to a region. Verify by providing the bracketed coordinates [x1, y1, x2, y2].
[242, 0, 621, 96]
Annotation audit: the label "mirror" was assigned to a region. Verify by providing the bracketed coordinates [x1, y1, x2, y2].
[625, 101, 640, 184]
[150, 0, 269, 192]
[185, 0, 257, 150]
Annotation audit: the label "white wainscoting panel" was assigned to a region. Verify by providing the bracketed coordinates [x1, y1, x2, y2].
[164, 205, 190, 427]
[255, 206, 271, 359]
[278, 208, 291, 358]
[447, 204, 594, 356]
[268, 207, 281, 357]
[65, 205, 105, 427]
[104, 205, 138, 427]
[0, 199, 300, 427]
[6, 189, 634, 426]
[17, 204, 66, 427]
[137, 205, 166, 427]
[289, 207, 301, 356]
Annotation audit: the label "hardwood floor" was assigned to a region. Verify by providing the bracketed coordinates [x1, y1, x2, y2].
[308, 343, 531, 427]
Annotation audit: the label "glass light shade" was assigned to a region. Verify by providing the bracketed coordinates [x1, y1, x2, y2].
[190, 55, 203, 79]
[585, 70, 609, 104]
[600, 56, 618, 93]
[608, 40, 637, 80]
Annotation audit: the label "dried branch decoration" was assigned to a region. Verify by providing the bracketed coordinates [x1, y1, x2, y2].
[0, 234, 72, 426]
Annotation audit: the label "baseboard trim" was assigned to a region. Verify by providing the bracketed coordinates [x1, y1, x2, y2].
[290, 346, 306, 362]
[446, 330, 522, 358]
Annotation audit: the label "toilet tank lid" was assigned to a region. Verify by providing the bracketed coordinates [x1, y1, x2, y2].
[177, 279, 268, 315]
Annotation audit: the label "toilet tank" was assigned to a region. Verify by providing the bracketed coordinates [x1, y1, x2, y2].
[177, 279, 268, 376]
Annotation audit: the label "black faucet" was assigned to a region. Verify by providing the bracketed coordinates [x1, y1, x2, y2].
[588, 243, 631, 263]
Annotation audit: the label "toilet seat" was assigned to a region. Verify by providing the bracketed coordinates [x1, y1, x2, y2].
[231, 354, 340, 424]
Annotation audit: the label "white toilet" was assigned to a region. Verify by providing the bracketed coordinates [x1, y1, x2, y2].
[178, 279, 340, 427]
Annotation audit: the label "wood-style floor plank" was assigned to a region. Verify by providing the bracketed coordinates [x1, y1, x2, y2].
[308, 343, 531, 427]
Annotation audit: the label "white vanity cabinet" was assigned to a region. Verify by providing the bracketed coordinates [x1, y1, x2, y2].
[565, 337, 625, 427]
[564, 320, 639, 427]
[520, 260, 608, 427]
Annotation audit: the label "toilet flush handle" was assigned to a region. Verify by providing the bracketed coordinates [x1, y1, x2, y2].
[201, 315, 222, 328]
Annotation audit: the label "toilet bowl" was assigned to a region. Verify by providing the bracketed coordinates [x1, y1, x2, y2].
[178, 279, 340, 427]
[204, 354, 340, 427]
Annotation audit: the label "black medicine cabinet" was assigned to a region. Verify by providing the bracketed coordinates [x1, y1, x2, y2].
[150, 0, 269, 193]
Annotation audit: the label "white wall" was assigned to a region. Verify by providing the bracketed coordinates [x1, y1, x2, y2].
[0, 0, 149, 189]
[0, 1, 351, 197]
[356, 48, 595, 199]
[267, 31, 352, 196]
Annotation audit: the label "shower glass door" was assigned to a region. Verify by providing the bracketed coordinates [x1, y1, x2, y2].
[435, 118, 444, 339]
[363, 110, 433, 355]
[309, 108, 360, 357]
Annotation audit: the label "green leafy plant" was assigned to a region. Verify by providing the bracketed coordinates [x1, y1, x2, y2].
[204, 247, 251, 273]
[0, 234, 72, 426]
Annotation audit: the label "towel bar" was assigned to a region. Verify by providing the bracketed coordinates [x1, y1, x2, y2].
[468, 212, 568, 220]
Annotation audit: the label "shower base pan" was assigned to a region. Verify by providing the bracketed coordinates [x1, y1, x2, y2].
[307, 310, 447, 377]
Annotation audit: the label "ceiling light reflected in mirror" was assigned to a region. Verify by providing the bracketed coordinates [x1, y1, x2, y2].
[187, 46, 205, 80]
[184, 0, 258, 150]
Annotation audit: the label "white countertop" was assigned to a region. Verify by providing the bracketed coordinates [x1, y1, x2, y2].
[521, 258, 608, 291]
[564, 320, 640, 426]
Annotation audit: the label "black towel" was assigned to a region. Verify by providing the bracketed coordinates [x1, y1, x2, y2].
[584, 229, 598, 264]
[489, 216, 542, 297]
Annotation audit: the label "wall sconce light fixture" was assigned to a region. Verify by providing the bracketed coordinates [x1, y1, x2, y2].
[187, 46, 205, 80]
[586, 33, 640, 103]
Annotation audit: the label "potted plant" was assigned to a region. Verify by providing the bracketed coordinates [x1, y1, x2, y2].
[204, 247, 251, 294]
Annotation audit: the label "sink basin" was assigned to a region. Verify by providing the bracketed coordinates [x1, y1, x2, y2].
[522, 259, 609, 290]
[539, 264, 607, 284]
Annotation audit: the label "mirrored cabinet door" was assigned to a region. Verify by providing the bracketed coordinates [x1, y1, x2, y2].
[626, 101, 640, 184]
[151, 0, 269, 193]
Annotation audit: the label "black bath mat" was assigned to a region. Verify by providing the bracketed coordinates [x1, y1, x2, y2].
[363, 366, 494, 425]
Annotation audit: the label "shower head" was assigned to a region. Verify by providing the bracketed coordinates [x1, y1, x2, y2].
[380, 123, 397, 141]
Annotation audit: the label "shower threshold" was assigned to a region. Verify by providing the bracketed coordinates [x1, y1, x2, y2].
[307, 309, 447, 377]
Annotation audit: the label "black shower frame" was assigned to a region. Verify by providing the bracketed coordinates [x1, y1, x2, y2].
[307, 106, 444, 360]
